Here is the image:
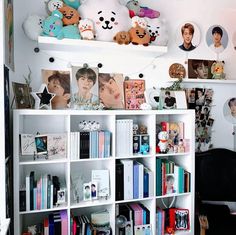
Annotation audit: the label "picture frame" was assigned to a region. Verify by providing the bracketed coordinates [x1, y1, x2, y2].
[91, 182, 98, 200]
[160, 90, 187, 110]
[83, 182, 91, 201]
[188, 59, 214, 79]
[34, 135, 48, 155]
[57, 188, 66, 204]
[12, 82, 32, 109]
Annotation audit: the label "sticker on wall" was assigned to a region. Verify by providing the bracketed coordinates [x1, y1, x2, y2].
[176, 22, 201, 52]
[223, 97, 236, 124]
[169, 63, 186, 79]
[206, 25, 228, 54]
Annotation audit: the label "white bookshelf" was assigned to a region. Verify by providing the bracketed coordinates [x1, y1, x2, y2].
[13, 109, 195, 235]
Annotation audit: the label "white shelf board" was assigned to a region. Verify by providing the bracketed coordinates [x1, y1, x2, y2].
[19, 157, 67, 165]
[156, 152, 190, 157]
[115, 196, 153, 204]
[19, 205, 68, 215]
[71, 199, 113, 209]
[169, 78, 236, 84]
[38, 36, 167, 57]
[156, 192, 191, 199]
[116, 154, 154, 159]
[70, 157, 113, 163]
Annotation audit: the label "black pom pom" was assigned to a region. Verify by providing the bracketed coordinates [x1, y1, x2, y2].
[34, 47, 40, 53]
[139, 73, 144, 78]
[97, 63, 103, 68]
[49, 57, 55, 63]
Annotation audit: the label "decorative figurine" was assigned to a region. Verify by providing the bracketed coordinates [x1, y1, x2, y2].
[158, 131, 169, 153]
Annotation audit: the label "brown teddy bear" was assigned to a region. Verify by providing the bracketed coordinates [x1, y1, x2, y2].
[59, 5, 80, 26]
[113, 31, 131, 45]
[128, 25, 150, 46]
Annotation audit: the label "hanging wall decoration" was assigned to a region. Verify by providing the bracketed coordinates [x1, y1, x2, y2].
[169, 63, 186, 79]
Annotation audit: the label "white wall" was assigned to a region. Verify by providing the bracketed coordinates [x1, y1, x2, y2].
[11, 0, 236, 150]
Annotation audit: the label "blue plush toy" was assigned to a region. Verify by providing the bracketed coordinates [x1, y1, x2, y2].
[42, 10, 81, 39]
[63, 0, 80, 10]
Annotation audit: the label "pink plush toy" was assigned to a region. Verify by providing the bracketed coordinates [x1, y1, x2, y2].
[126, 0, 160, 19]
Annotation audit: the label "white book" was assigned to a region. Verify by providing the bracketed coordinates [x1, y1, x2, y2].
[137, 162, 144, 198]
[76, 132, 80, 160]
[50, 184, 53, 208]
[174, 165, 179, 194]
[145, 167, 154, 197]
[120, 159, 133, 200]
[91, 170, 110, 197]
[25, 174, 30, 211]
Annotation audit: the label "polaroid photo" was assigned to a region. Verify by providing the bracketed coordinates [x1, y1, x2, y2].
[57, 189, 66, 204]
[91, 182, 98, 200]
[35, 135, 48, 155]
[83, 182, 91, 201]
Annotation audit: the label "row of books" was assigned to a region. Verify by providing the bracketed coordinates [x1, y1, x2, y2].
[116, 160, 153, 201]
[156, 158, 191, 196]
[21, 171, 61, 211]
[70, 130, 111, 160]
[116, 202, 150, 235]
[156, 207, 190, 234]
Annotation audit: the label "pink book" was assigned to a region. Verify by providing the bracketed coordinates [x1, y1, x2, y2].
[60, 210, 68, 235]
[36, 178, 41, 210]
[98, 131, 105, 158]
[129, 203, 143, 225]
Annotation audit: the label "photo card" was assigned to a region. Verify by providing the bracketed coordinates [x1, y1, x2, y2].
[83, 182, 91, 201]
[35, 135, 48, 155]
[12, 82, 32, 109]
[91, 182, 98, 200]
[42, 69, 71, 110]
[160, 90, 176, 110]
[57, 188, 66, 204]
[20, 134, 36, 155]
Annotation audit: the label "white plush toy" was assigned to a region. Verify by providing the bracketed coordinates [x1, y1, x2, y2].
[78, 19, 95, 40]
[22, 15, 45, 41]
[131, 16, 147, 29]
[145, 17, 168, 46]
[47, 0, 63, 12]
[158, 131, 169, 153]
[78, 0, 131, 41]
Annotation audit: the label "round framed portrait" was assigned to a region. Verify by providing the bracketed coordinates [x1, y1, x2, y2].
[176, 22, 201, 52]
[206, 25, 228, 54]
[223, 97, 236, 124]
[169, 63, 186, 79]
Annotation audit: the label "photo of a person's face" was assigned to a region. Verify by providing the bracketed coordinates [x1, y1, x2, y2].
[194, 61, 208, 79]
[176, 22, 201, 52]
[206, 25, 228, 54]
[223, 97, 236, 124]
[98, 73, 124, 109]
[77, 73, 95, 94]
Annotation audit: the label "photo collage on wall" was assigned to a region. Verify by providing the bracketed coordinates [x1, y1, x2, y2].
[185, 88, 214, 152]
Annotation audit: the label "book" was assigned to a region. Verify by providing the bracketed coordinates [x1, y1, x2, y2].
[47, 133, 67, 158]
[91, 170, 110, 197]
[19, 189, 26, 211]
[116, 161, 124, 201]
[124, 79, 145, 110]
[20, 134, 36, 155]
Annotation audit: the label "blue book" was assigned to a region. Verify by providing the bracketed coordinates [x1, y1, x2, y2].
[48, 213, 54, 235]
[143, 170, 149, 198]
[104, 130, 111, 158]
[133, 162, 139, 199]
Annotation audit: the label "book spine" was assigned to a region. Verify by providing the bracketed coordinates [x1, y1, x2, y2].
[116, 162, 124, 201]
[133, 163, 139, 199]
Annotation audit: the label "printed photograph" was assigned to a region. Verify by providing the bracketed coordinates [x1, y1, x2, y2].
[124, 79, 145, 110]
[91, 182, 97, 199]
[206, 25, 228, 54]
[12, 82, 32, 109]
[169, 63, 186, 79]
[186, 88, 196, 109]
[35, 135, 48, 155]
[165, 174, 176, 194]
[160, 90, 176, 109]
[71, 66, 99, 109]
[98, 73, 125, 109]
[57, 189, 66, 204]
[195, 88, 206, 106]
[223, 97, 236, 124]
[176, 22, 201, 52]
[42, 69, 70, 109]
[83, 182, 92, 201]
[188, 59, 214, 79]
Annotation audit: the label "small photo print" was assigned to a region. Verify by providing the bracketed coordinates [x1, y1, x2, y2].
[160, 90, 176, 109]
[98, 73, 125, 109]
[188, 59, 214, 79]
[186, 88, 196, 109]
[165, 174, 176, 194]
[71, 66, 99, 109]
[57, 189, 66, 204]
[42, 69, 71, 110]
[83, 182, 91, 201]
[12, 82, 32, 109]
[223, 97, 236, 124]
[91, 182, 97, 199]
[195, 88, 205, 106]
[35, 135, 47, 155]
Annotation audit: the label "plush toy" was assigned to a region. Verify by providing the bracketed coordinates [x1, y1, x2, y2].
[47, 0, 63, 12]
[126, 0, 160, 19]
[158, 131, 169, 153]
[22, 15, 45, 41]
[78, 19, 95, 40]
[42, 10, 81, 39]
[211, 60, 226, 79]
[131, 16, 147, 29]
[78, 0, 131, 41]
[145, 17, 168, 46]
[59, 5, 80, 25]
[113, 31, 130, 44]
[63, 0, 80, 9]
[129, 25, 150, 46]
[139, 124, 147, 134]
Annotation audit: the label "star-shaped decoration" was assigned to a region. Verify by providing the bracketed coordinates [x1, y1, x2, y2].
[31, 83, 56, 109]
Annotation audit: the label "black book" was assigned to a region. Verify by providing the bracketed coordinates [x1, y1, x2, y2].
[80, 132, 90, 159]
[29, 171, 35, 210]
[53, 211, 62, 234]
[118, 204, 133, 235]
[139, 203, 150, 224]
[19, 189, 26, 211]
[116, 161, 124, 201]
[52, 176, 60, 205]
